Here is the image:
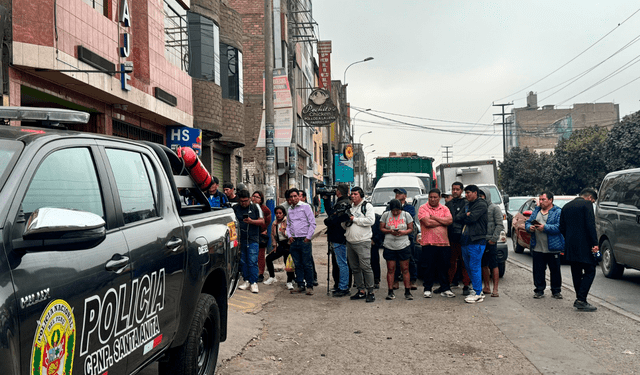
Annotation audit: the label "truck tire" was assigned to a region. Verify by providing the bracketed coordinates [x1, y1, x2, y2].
[160, 294, 220, 375]
[498, 262, 505, 278]
[600, 239, 624, 279]
[512, 233, 524, 254]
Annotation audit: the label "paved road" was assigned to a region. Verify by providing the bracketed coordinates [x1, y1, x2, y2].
[507, 237, 640, 317]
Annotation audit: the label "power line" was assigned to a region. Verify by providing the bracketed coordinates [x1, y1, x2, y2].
[494, 7, 640, 102]
[350, 106, 493, 126]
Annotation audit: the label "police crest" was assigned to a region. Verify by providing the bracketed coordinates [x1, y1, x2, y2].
[31, 299, 76, 375]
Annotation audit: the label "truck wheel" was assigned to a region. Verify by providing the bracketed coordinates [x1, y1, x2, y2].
[160, 294, 220, 375]
[600, 240, 624, 279]
[498, 262, 505, 278]
[512, 233, 524, 254]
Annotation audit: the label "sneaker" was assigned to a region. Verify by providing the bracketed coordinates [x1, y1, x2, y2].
[257, 274, 264, 283]
[333, 289, 350, 297]
[405, 292, 414, 300]
[250, 283, 259, 293]
[410, 282, 418, 290]
[291, 286, 306, 294]
[574, 300, 597, 311]
[374, 283, 380, 290]
[441, 290, 456, 298]
[462, 286, 471, 296]
[465, 292, 485, 304]
[263, 277, 277, 285]
[365, 292, 376, 303]
[286, 282, 294, 290]
[533, 292, 544, 299]
[238, 281, 250, 290]
[423, 290, 433, 298]
[305, 288, 314, 296]
[386, 292, 396, 300]
[350, 290, 367, 300]
[313, 280, 319, 287]
[552, 293, 563, 299]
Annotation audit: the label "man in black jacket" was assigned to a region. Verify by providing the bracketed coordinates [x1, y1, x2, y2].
[323, 184, 352, 297]
[559, 188, 599, 311]
[455, 184, 488, 303]
[446, 182, 472, 295]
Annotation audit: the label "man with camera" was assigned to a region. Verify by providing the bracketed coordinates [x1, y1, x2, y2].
[322, 184, 352, 297]
[233, 189, 265, 293]
[345, 186, 376, 302]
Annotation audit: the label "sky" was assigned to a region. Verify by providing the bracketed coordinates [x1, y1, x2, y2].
[312, 1, 640, 169]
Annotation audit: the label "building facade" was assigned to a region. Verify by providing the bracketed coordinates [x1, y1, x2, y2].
[507, 92, 619, 153]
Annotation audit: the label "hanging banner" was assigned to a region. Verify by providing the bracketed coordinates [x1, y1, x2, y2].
[334, 153, 354, 183]
[257, 69, 293, 147]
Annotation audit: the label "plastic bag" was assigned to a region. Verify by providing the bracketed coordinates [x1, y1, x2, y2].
[285, 254, 295, 272]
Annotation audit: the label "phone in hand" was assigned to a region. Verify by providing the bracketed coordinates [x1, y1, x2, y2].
[530, 219, 541, 226]
[243, 214, 249, 219]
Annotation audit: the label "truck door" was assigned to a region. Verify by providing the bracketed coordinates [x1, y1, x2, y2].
[6, 141, 131, 375]
[101, 144, 185, 372]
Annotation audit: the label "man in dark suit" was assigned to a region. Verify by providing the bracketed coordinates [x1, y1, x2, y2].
[559, 188, 599, 311]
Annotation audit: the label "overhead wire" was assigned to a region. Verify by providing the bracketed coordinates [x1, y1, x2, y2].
[494, 6, 640, 102]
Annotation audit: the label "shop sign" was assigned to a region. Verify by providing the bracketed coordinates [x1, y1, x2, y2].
[120, 0, 132, 91]
[167, 126, 202, 156]
[301, 88, 338, 127]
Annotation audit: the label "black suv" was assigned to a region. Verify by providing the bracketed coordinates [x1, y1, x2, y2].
[596, 168, 640, 278]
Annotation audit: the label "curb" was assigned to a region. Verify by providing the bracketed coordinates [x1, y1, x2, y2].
[506, 256, 640, 323]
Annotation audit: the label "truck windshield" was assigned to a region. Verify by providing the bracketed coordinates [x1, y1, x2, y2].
[0, 140, 23, 193]
[372, 188, 421, 206]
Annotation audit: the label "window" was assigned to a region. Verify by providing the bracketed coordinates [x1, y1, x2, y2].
[164, 0, 189, 72]
[106, 149, 158, 224]
[112, 119, 164, 144]
[220, 43, 243, 102]
[22, 148, 104, 218]
[82, 0, 108, 17]
[187, 12, 220, 84]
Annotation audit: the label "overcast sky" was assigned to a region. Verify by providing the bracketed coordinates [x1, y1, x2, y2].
[312, 1, 640, 168]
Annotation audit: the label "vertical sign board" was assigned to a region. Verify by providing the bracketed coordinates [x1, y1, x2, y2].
[317, 41, 332, 92]
[166, 126, 202, 156]
[334, 153, 354, 183]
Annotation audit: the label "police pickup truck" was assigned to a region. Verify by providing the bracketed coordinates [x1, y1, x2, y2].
[0, 108, 240, 375]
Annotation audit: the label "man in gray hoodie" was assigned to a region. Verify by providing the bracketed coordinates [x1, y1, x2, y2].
[480, 190, 503, 297]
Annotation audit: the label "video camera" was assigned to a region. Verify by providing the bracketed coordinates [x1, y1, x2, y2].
[316, 183, 338, 197]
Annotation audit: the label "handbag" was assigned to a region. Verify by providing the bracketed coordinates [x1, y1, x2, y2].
[259, 233, 269, 248]
[285, 254, 295, 272]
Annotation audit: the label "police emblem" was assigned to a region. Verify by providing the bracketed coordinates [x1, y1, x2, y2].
[31, 299, 76, 375]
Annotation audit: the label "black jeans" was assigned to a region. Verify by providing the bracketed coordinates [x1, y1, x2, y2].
[266, 240, 294, 282]
[570, 261, 596, 302]
[420, 245, 451, 291]
[532, 251, 562, 295]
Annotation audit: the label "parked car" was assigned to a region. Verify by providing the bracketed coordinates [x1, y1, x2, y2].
[412, 194, 507, 277]
[506, 196, 532, 236]
[511, 195, 576, 254]
[596, 168, 640, 278]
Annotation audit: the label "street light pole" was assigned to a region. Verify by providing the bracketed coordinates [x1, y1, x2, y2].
[343, 57, 373, 142]
[352, 108, 371, 143]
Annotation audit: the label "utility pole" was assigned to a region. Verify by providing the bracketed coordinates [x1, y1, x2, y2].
[441, 145, 453, 163]
[287, 0, 297, 189]
[265, 0, 276, 209]
[493, 102, 513, 158]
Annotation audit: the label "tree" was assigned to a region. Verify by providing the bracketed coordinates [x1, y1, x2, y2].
[550, 126, 608, 194]
[499, 147, 546, 196]
[604, 110, 640, 172]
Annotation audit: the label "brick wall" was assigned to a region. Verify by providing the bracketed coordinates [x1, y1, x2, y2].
[192, 79, 223, 133]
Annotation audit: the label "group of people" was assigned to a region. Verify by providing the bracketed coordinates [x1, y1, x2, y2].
[224, 176, 600, 311]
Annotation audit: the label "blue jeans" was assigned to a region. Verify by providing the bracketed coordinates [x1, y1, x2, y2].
[240, 241, 259, 284]
[332, 243, 349, 290]
[461, 241, 486, 295]
[290, 238, 314, 288]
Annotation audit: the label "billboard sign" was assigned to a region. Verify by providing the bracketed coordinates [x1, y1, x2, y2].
[334, 153, 354, 183]
[301, 88, 339, 127]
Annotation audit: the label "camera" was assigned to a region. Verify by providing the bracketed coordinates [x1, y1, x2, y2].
[316, 183, 337, 197]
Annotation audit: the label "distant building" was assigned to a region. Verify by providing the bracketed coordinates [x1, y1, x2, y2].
[506, 92, 619, 153]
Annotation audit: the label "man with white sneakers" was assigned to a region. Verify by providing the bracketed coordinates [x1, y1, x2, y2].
[233, 189, 265, 293]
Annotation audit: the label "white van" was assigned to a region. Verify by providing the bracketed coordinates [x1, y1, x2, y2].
[371, 175, 426, 215]
[476, 183, 509, 232]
